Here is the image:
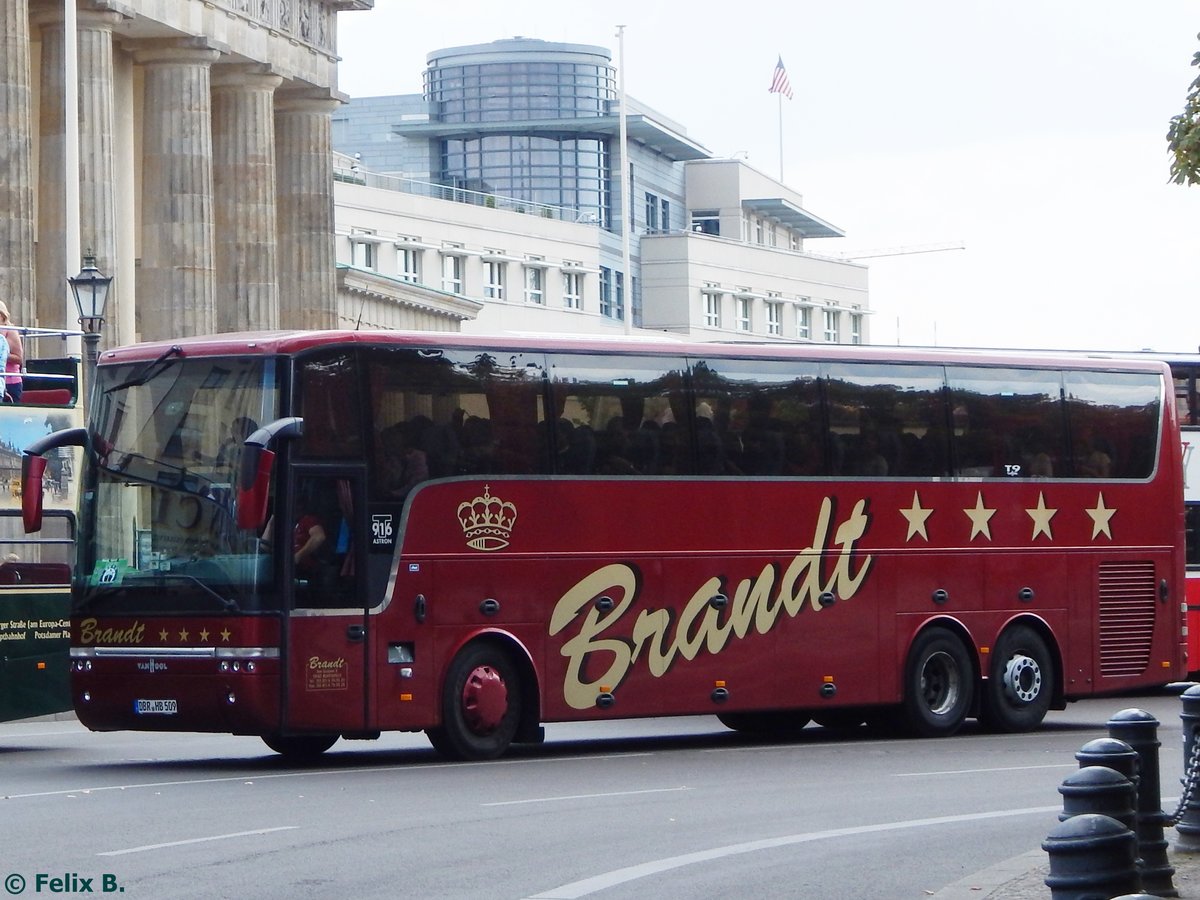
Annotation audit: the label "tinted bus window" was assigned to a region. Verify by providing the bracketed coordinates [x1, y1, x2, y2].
[687, 357, 823, 477]
[1187, 505, 1200, 568]
[1064, 370, 1161, 479]
[297, 352, 364, 459]
[365, 347, 547, 498]
[947, 367, 1065, 478]
[823, 363, 948, 477]
[546, 354, 687, 475]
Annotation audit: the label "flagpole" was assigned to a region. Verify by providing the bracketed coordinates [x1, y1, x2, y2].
[778, 92, 784, 182]
[616, 24, 632, 335]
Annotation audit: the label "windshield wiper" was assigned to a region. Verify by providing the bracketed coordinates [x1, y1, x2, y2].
[104, 344, 183, 394]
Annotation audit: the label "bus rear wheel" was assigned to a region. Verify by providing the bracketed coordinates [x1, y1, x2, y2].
[427, 643, 521, 761]
[980, 625, 1053, 733]
[262, 733, 338, 760]
[901, 628, 973, 737]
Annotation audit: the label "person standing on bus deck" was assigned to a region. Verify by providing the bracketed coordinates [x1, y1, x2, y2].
[0, 302, 23, 402]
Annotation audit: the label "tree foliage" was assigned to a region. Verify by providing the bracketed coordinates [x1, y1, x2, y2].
[1167, 34, 1200, 186]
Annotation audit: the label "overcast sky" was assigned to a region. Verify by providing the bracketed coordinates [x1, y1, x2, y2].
[336, 2, 1200, 352]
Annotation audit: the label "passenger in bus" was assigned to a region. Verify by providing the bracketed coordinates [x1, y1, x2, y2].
[0, 301, 23, 402]
[379, 422, 429, 499]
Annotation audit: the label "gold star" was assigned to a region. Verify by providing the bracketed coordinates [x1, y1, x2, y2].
[1026, 492, 1057, 541]
[900, 491, 933, 541]
[1086, 492, 1116, 540]
[198, 628, 210, 642]
[178, 628, 190, 642]
[220, 628, 231, 642]
[963, 491, 996, 541]
[159, 628, 169, 642]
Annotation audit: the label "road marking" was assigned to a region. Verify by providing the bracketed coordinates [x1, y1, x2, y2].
[523, 805, 1060, 900]
[98, 826, 299, 856]
[2, 752, 653, 801]
[483, 786, 691, 807]
[894, 763, 1077, 777]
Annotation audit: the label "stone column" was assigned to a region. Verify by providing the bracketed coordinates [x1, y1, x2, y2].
[211, 64, 282, 333]
[275, 88, 342, 331]
[76, 9, 121, 344]
[134, 40, 221, 341]
[32, 6, 65, 332]
[2, 0, 37, 325]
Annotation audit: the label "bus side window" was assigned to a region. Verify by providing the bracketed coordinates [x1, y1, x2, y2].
[297, 352, 363, 459]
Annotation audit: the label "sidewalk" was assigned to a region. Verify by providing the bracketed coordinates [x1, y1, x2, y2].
[933, 834, 1200, 899]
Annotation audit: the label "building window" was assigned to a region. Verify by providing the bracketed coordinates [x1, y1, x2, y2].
[766, 299, 782, 336]
[563, 270, 582, 309]
[691, 210, 720, 236]
[660, 198, 670, 232]
[737, 296, 752, 332]
[754, 218, 764, 245]
[823, 307, 840, 343]
[702, 285, 721, 328]
[615, 271, 625, 321]
[796, 303, 811, 340]
[524, 261, 544, 304]
[399, 247, 422, 283]
[850, 312, 863, 344]
[644, 192, 659, 232]
[790, 233, 802, 252]
[600, 267, 614, 318]
[350, 229, 377, 270]
[484, 258, 506, 300]
[442, 246, 464, 294]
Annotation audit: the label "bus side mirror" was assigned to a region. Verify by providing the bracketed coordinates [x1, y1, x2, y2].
[237, 445, 276, 532]
[22, 426, 88, 534]
[21, 455, 47, 533]
[234, 416, 303, 532]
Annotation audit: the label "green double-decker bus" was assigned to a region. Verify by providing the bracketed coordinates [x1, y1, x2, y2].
[0, 348, 81, 723]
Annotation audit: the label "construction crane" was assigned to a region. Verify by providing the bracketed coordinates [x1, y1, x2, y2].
[835, 241, 965, 261]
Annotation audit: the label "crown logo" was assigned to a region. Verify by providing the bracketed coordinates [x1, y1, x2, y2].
[457, 484, 517, 551]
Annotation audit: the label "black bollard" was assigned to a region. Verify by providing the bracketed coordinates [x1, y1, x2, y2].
[1059, 766, 1137, 834]
[1076, 736, 1138, 785]
[1043, 813, 1141, 900]
[1109, 707, 1177, 897]
[1176, 684, 1200, 853]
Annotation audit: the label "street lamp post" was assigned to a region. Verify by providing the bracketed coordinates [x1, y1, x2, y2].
[67, 252, 112, 407]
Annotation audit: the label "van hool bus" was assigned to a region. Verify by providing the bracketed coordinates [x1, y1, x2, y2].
[21, 331, 1186, 758]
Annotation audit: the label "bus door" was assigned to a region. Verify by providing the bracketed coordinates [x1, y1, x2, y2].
[282, 469, 370, 733]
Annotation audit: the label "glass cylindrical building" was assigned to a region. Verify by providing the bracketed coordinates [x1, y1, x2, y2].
[424, 38, 615, 224]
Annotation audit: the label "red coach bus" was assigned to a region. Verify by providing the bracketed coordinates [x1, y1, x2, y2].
[21, 332, 1186, 759]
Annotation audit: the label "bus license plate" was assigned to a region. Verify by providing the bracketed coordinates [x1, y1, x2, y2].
[134, 699, 178, 715]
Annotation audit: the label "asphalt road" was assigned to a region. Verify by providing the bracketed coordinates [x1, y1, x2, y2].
[1, 691, 1190, 900]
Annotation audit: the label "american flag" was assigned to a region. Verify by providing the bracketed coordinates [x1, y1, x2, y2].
[769, 56, 794, 100]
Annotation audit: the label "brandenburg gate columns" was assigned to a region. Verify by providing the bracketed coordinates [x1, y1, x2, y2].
[2, 0, 36, 324]
[212, 65, 283, 333]
[134, 40, 222, 342]
[275, 89, 342, 331]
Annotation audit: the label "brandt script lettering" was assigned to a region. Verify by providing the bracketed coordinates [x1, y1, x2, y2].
[77, 618, 146, 646]
[548, 497, 874, 709]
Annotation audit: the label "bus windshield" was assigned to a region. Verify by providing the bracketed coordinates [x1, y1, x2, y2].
[79, 354, 280, 615]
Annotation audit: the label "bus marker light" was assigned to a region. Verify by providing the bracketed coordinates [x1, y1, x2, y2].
[823, 675, 834, 683]
[400, 693, 413, 702]
[980, 647, 990, 655]
[37, 661, 46, 670]
[714, 680, 726, 688]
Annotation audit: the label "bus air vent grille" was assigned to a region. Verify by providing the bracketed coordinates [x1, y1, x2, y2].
[1097, 560, 1156, 678]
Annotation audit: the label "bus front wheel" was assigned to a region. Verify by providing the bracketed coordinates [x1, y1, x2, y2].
[262, 733, 338, 760]
[427, 643, 521, 761]
[901, 628, 973, 737]
[980, 625, 1053, 733]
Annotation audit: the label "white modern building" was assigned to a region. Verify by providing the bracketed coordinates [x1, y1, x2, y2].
[332, 37, 870, 343]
